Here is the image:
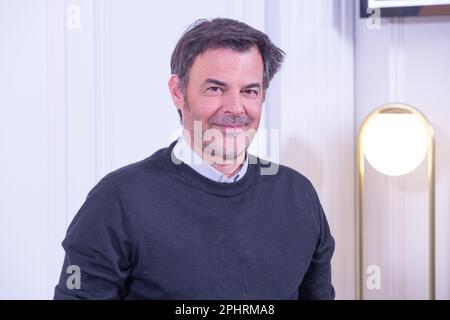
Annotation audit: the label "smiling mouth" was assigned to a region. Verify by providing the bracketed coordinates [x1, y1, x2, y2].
[211, 124, 246, 133]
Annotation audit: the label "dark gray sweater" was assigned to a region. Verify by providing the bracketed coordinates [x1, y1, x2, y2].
[54, 141, 335, 299]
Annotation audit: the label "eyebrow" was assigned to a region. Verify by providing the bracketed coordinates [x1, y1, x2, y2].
[242, 83, 261, 90]
[202, 78, 262, 90]
[202, 78, 227, 87]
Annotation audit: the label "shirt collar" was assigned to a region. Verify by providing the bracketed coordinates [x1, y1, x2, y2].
[172, 135, 248, 183]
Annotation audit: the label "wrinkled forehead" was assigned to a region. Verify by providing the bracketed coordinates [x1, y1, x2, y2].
[188, 47, 264, 87]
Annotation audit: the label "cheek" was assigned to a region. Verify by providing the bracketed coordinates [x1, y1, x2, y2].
[246, 102, 263, 123]
[190, 97, 223, 122]
[187, 93, 263, 126]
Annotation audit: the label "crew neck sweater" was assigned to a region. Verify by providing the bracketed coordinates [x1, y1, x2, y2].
[54, 140, 335, 300]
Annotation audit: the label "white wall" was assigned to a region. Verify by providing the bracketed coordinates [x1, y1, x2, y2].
[355, 3, 450, 299]
[0, 0, 53, 298]
[0, 0, 268, 299]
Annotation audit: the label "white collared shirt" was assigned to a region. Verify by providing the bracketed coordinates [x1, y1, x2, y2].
[172, 136, 248, 183]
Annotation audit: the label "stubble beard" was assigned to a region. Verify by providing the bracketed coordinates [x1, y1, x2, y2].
[182, 100, 256, 166]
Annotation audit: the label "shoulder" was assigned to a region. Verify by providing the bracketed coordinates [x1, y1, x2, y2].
[252, 155, 325, 235]
[101, 144, 174, 188]
[82, 143, 178, 202]
[251, 154, 317, 195]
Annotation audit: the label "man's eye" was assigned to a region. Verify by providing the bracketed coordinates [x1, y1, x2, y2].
[206, 87, 223, 94]
[243, 89, 258, 98]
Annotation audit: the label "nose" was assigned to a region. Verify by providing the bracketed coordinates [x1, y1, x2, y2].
[222, 90, 245, 115]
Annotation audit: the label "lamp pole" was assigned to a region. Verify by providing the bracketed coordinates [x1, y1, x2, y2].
[356, 103, 435, 300]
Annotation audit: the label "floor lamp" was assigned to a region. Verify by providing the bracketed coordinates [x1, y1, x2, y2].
[356, 103, 435, 300]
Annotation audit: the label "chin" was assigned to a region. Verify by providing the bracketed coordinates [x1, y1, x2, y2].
[203, 139, 248, 162]
[221, 141, 249, 160]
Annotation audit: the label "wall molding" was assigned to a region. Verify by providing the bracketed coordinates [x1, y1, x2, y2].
[46, 0, 68, 298]
[93, 0, 112, 181]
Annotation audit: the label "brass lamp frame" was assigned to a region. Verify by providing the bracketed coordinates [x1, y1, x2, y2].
[356, 103, 435, 300]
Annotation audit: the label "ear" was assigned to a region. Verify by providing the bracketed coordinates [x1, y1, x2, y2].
[168, 75, 185, 112]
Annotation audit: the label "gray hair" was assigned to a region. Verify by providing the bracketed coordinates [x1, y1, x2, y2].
[170, 18, 285, 93]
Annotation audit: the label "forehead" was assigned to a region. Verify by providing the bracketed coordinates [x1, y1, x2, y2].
[189, 47, 264, 84]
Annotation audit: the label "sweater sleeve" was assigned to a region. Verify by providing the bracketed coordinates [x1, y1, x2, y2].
[53, 177, 133, 299]
[298, 192, 335, 300]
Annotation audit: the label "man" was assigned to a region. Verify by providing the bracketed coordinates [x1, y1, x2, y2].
[54, 18, 335, 300]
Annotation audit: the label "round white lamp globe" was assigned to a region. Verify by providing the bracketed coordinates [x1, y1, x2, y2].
[361, 112, 429, 176]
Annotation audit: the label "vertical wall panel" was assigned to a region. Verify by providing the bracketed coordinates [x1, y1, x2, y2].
[266, 0, 356, 299]
[0, 0, 55, 298]
[46, 0, 68, 299]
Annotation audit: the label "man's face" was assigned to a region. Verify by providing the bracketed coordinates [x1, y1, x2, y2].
[169, 47, 264, 163]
